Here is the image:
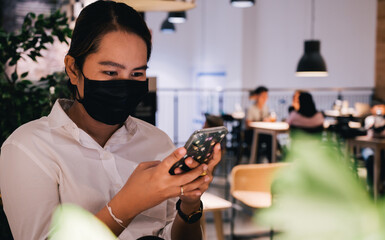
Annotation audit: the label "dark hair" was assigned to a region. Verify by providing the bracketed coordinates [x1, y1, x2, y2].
[66, 0, 152, 96]
[252, 86, 268, 95]
[298, 92, 317, 117]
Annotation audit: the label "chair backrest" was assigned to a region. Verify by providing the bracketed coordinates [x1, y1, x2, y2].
[230, 163, 289, 194]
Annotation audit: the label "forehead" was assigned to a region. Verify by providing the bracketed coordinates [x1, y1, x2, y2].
[87, 31, 147, 64]
[260, 91, 268, 97]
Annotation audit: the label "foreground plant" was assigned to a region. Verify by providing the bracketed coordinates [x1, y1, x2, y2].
[257, 133, 385, 240]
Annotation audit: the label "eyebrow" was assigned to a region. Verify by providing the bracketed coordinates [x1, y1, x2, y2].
[98, 61, 148, 70]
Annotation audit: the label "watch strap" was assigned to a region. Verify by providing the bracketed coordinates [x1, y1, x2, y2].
[176, 199, 203, 224]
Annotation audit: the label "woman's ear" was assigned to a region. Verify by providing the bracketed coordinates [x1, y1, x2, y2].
[64, 55, 81, 85]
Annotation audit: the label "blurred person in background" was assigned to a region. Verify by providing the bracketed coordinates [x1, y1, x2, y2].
[245, 86, 274, 163]
[361, 103, 385, 194]
[286, 92, 324, 132]
[288, 89, 304, 114]
[246, 86, 271, 126]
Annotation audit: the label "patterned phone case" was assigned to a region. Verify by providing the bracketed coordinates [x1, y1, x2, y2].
[169, 126, 228, 175]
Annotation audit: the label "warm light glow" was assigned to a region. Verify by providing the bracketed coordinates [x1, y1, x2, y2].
[231, 1, 254, 7]
[295, 71, 328, 77]
[348, 121, 361, 129]
[248, 122, 290, 130]
[116, 0, 195, 12]
[168, 17, 186, 23]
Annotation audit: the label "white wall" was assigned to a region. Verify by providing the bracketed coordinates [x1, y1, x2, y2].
[243, 0, 377, 89]
[146, 0, 377, 90]
[146, 0, 244, 89]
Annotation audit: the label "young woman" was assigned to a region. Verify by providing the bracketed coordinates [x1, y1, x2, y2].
[286, 92, 324, 131]
[0, 1, 221, 239]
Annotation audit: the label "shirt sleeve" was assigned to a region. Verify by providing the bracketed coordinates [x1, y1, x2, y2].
[286, 112, 295, 125]
[0, 142, 60, 240]
[157, 197, 178, 240]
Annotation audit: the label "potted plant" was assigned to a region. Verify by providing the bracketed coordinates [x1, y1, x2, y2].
[0, 10, 72, 146]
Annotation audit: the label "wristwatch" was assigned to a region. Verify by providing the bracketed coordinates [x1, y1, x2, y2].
[176, 199, 203, 224]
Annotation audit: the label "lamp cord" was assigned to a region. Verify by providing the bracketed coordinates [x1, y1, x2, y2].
[311, 0, 315, 39]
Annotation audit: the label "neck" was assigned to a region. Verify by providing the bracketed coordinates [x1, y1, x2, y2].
[66, 100, 121, 147]
[257, 101, 264, 109]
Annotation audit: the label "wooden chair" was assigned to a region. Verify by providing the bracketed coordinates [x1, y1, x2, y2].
[230, 162, 289, 239]
[200, 192, 232, 240]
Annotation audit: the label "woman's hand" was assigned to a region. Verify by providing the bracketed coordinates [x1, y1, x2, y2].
[179, 143, 222, 205]
[112, 147, 209, 221]
[98, 144, 222, 236]
[170, 144, 222, 240]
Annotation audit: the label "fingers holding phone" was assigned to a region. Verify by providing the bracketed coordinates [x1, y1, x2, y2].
[172, 157, 201, 174]
[169, 126, 228, 175]
[178, 143, 222, 204]
[117, 147, 207, 215]
[207, 143, 222, 173]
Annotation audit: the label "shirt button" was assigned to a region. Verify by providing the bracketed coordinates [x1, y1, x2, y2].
[100, 151, 109, 159]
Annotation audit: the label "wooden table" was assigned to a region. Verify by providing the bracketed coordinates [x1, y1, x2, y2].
[200, 192, 232, 240]
[347, 136, 385, 198]
[248, 122, 290, 164]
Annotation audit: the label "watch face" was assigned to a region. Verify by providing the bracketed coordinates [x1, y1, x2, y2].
[188, 212, 203, 223]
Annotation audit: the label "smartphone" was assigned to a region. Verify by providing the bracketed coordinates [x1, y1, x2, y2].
[169, 126, 228, 175]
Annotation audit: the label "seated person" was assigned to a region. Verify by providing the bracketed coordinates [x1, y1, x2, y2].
[0, 2, 221, 239]
[245, 86, 273, 163]
[361, 104, 385, 194]
[246, 86, 271, 126]
[286, 92, 324, 133]
[364, 104, 385, 136]
[288, 89, 304, 114]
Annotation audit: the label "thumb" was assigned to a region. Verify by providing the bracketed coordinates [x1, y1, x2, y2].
[160, 147, 187, 170]
[137, 161, 161, 170]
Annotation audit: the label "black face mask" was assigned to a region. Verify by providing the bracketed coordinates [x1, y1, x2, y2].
[76, 72, 149, 125]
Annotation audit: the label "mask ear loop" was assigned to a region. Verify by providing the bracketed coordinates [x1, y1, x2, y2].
[74, 70, 86, 104]
[74, 86, 84, 104]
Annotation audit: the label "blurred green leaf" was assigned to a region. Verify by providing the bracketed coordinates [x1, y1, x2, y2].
[49, 204, 116, 240]
[20, 72, 29, 78]
[11, 71, 18, 82]
[257, 133, 385, 240]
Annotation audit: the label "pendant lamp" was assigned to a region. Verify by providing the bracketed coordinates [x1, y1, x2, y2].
[168, 11, 187, 24]
[230, 0, 255, 8]
[160, 19, 176, 33]
[296, 0, 328, 77]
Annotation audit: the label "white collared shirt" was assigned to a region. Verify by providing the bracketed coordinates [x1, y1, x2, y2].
[246, 104, 269, 122]
[0, 99, 177, 240]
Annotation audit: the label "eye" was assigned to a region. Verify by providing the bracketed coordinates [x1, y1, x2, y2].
[103, 71, 117, 76]
[131, 72, 145, 77]
[130, 71, 147, 80]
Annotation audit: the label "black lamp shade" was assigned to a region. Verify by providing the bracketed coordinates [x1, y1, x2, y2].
[231, 0, 255, 8]
[160, 19, 175, 33]
[168, 11, 186, 24]
[296, 40, 328, 77]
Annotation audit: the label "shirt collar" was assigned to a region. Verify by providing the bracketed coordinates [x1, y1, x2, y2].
[47, 99, 138, 146]
[48, 99, 77, 129]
